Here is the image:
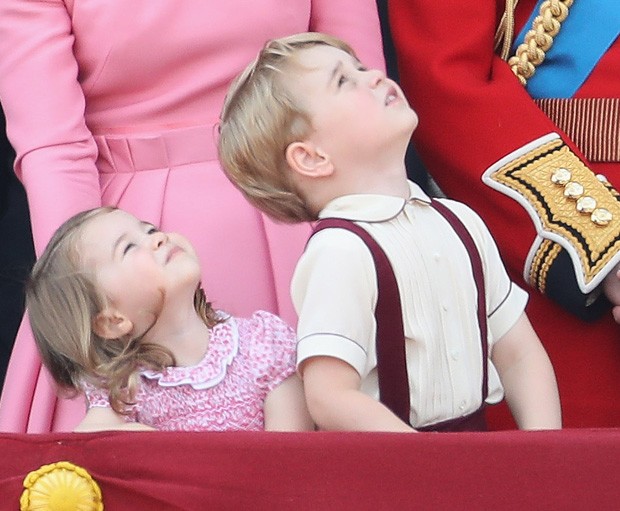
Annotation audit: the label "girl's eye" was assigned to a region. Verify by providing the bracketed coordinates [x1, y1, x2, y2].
[147, 227, 158, 235]
[123, 243, 136, 255]
[337, 75, 348, 87]
[357, 66, 368, 72]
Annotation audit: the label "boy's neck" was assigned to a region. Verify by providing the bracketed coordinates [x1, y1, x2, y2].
[307, 160, 410, 214]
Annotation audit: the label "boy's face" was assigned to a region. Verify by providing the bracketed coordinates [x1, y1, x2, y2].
[288, 44, 418, 166]
[79, 209, 201, 337]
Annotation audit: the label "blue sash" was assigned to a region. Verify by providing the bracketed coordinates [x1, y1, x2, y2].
[512, 0, 620, 98]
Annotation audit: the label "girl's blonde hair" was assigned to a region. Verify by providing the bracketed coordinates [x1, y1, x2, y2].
[218, 32, 356, 223]
[26, 206, 221, 414]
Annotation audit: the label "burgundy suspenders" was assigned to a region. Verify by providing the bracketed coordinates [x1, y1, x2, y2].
[430, 200, 489, 406]
[312, 199, 489, 432]
[312, 218, 411, 423]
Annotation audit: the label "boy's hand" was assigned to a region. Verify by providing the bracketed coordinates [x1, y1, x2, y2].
[602, 262, 620, 323]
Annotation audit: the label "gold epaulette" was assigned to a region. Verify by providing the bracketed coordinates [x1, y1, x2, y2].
[483, 133, 620, 293]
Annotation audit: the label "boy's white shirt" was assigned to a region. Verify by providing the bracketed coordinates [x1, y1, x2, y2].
[292, 180, 528, 428]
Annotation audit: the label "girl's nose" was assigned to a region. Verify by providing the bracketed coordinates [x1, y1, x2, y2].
[151, 231, 168, 249]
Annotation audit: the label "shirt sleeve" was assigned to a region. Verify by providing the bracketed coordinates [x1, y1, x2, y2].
[292, 229, 378, 377]
[246, 311, 298, 394]
[440, 199, 529, 343]
[82, 380, 112, 409]
[81, 379, 139, 424]
[0, 0, 101, 255]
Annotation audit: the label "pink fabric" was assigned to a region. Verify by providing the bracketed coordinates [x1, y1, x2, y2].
[85, 312, 296, 431]
[0, 0, 385, 432]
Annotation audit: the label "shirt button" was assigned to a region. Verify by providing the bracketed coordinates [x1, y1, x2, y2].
[459, 401, 466, 411]
[442, 304, 449, 311]
[433, 253, 441, 261]
[451, 351, 460, 361]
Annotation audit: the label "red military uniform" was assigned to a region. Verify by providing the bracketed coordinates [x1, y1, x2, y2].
[389, 0, 620, 428]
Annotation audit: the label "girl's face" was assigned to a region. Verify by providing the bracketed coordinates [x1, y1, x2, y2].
[78, 210, 201, 337]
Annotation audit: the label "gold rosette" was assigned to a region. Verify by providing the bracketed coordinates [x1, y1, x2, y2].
[20, 461, 103, 511]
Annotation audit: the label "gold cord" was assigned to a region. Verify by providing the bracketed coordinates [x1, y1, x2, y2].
[495, 0, 519, 60]
[506, 0, 574, 86]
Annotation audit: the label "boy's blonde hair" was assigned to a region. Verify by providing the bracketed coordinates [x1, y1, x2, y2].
[26, 207, 221, 414]
[218, 32, 357, 223]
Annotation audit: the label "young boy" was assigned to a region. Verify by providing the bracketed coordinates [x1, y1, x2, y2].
[218, 32, 561, 432]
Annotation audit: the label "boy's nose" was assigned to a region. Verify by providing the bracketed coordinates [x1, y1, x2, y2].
[367, 68, 386, 88]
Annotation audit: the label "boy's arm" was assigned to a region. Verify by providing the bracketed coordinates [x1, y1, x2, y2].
[263, 374, 315, 432]
[491, 312, 562, 430]
[301, 356, 414, 432]
[294, 229, 413, 432]
[73, 407, 155, 432]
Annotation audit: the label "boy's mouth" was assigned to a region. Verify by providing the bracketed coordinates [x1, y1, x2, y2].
[385, 86, 399, 106]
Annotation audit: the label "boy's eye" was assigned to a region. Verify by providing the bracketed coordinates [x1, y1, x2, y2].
[147, 227, 158, 235]
[357, 66, 368, 72]
[337, 75, 348, 87]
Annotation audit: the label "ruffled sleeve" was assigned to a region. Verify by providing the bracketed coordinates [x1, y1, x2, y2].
[81, 380, 111, 409]
[81, 380, 139, 424]
[242, 311, 298, 394]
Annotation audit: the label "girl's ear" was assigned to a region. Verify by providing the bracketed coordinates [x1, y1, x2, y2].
[285, 141, 334, 178]
[93, 309, 133, 339]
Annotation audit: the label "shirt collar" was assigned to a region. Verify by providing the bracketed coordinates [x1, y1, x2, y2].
[318, 180, 431, 222]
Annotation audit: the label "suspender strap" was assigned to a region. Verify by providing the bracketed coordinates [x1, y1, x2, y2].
[430, 200, 489, 402]
[313, 200, 489, 427]
[312, 218, 411, 423]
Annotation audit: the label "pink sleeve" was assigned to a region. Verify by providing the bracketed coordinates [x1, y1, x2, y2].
[81, 380, 112, 409]
[82, 380, 140, 425]
[310, 0, 385, 71]
[249, 311, 298, 393]
[0, 0, 101, 255]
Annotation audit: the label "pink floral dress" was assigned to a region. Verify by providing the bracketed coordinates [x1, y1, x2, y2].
[84, 311, 297, 431]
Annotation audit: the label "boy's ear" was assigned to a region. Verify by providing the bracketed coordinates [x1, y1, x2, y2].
[93, 309, 133, 339]
[285, 141, 334, 178]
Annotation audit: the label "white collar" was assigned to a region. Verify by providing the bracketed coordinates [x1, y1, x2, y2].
[318, 180, 431, 222]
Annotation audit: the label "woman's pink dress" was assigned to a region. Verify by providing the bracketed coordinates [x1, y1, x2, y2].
[0, 0, 385, 432]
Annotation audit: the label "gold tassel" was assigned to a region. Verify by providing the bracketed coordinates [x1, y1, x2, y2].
[495, 0, 519, 61]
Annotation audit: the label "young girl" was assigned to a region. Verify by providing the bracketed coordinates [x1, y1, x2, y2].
[26, 206, 313, 432]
